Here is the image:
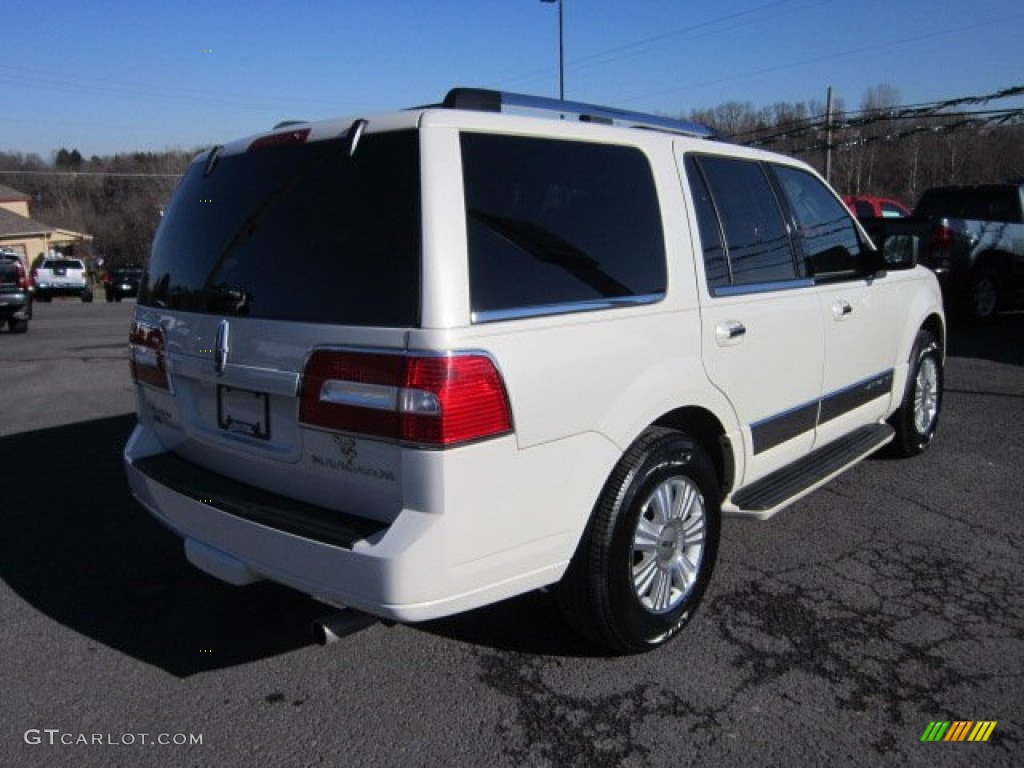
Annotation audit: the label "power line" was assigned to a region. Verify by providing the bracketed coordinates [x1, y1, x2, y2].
[732, 85, 1024, 147]
[0, 170, 183, 179]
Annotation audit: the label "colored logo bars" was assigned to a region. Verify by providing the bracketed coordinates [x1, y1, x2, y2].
[920, 721, 997, 743]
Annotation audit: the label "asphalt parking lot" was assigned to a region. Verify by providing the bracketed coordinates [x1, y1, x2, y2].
[1, 300, 1021, 767]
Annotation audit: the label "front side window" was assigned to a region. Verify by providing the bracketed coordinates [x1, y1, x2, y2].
[461, 133, 666, 320]
[772, 165, 863, 279]
[688, 155, 796, 290]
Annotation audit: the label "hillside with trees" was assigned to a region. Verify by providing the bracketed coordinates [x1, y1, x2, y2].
[0, 148, 193, 268]
[1, 84, 1020, 268]
[689, 84, 1023, 204]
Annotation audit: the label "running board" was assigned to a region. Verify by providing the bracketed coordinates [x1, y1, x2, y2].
[731, 424, 894, 513]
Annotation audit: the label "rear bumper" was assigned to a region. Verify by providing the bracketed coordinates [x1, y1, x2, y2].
[35, 281, 87, 297]
[0, 291, 31, 318]
[107, 283, 139, 297]
[124, 423, 610, 622]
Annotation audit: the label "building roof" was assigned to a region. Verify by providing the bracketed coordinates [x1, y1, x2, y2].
[0, 183, 33, 203]
[0, 206, 55, 237]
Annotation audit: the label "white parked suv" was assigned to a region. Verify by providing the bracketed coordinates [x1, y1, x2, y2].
[32, 256, 93, 302]
[125, 89, 945, 652]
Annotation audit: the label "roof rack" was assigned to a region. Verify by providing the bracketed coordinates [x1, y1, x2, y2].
[441, 87, 713, 139]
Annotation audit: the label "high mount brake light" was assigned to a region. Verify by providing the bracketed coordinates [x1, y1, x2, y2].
[299, 350, 513, 448]
[247, 128, 311, 152]
[129, 321, 172, 393]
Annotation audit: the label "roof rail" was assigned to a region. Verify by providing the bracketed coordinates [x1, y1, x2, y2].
[442, 88, 713, 139]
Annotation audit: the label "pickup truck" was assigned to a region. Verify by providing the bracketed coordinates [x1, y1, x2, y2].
[0, 249, 33, 332]
[859, 183, 1024, 322]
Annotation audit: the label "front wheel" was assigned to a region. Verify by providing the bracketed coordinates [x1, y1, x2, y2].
[888, 329, 943, 457]
[558, 428, 721, 653]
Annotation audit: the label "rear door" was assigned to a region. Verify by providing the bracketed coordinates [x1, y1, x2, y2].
[681, 151, 824, 485]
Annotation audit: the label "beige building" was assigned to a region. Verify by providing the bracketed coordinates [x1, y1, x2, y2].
[0, 183, 93, 270]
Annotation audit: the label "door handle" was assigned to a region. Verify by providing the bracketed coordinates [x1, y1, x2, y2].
[715, 320, 746, 346]
[832, 300, 853, 320]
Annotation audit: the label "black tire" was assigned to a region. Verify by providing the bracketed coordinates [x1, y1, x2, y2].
[8, 318, 29, 333]
[114, 294, 122, 303]
[888, 329, 943, 457]
[106, 292, 114, 303]
[558, 427, 721, 653]
[81, 287, 94, 303]
[965, 267, 1000, 323]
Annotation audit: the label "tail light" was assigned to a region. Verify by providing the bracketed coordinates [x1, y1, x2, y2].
[932, 224, 954, 248]
[930, 223, 955, 271]
[300, 350, 513, 448]
[14, 261, 28, 289]
[130, 321, 173, 393]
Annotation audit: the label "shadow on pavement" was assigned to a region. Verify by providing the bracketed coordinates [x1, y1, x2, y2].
[0, 415, 327, 678]
[419, 589, 601, 657]
[0, 415, 595, 672]
[945, 311, 1023, 366]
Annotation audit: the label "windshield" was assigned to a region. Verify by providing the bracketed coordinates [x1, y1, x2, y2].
[141, 129, 421, 326]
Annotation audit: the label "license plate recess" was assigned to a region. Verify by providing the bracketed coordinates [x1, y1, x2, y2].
[217, 385, 270, 440]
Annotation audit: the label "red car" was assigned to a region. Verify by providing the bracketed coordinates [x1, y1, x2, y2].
[842, 195, 911, 219]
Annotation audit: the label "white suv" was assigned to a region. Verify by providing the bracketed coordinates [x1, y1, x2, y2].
[125, 89, 944, 652]
[32, 256, 92, 302]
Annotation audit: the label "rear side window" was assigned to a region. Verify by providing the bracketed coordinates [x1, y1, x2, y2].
[687, 155, 796, 291]
[461, 133, 666, 321]
[772, 165, 863, 279]
[142, 130, 420, 326]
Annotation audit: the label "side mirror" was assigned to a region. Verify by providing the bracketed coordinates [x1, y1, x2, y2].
[878, 233, 919, 270]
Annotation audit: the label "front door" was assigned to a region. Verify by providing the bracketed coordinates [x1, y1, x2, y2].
[680, 150, 825, 486]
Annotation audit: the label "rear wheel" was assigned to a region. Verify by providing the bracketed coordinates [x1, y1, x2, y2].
[888, 329, 942, 457]
[558, 427, 720, 653]
[8, 318, 28, 333]
[966, 267, 1000, 323]
[81, 287, 94, 303]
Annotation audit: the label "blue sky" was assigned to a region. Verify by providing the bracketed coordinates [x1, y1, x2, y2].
[3, 0, 1022, 158]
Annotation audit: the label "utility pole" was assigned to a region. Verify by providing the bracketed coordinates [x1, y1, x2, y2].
[824, 86, 833, 183]
[541, 0, 564, 99]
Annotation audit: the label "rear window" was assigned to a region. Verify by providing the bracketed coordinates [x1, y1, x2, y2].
[44, 260, 84, 270]
[141, 130, 421, 326]
[460, 133, 666, 321]
[914, 186, 1023, 223]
